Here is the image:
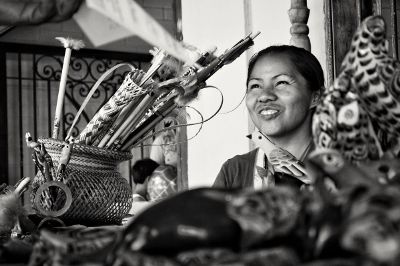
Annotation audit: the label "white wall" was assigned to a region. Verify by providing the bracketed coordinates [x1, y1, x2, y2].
[181, 0, 326, 188]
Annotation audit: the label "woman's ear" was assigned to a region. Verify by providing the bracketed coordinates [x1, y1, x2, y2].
[310, 88, 322, 109]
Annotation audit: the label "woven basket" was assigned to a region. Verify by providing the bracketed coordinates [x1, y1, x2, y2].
[30, 138, 133, 226]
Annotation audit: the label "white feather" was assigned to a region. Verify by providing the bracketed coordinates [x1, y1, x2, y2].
[55, 37, 85, 50]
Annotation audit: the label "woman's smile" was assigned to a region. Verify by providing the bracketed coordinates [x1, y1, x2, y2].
[256, 104, 282, 119]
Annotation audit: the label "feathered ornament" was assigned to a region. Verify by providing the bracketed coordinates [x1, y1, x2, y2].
[174, 46, 218, 106]
[175, 32, 258, 106]
[149, 47, 184, 82]
[0, 177, 31, 238]
[55, 37, 85, 50]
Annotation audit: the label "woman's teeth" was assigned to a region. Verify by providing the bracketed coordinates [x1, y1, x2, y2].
[260, 110, 278, 115]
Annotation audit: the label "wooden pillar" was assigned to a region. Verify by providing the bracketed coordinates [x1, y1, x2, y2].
[173, 0, 188, 191]
[288, 0, 311, 51]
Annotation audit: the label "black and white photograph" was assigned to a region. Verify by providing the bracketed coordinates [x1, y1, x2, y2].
[1, 0, 400, 265]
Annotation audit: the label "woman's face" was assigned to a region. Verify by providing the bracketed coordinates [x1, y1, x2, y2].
[246, 54, 315, 139]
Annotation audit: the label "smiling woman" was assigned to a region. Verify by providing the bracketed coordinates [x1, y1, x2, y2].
[213, 45, 324, 190]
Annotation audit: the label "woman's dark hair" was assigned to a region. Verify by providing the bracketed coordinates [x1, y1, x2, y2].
[246, 45, 325, 92]
[131, 158, 160, 184]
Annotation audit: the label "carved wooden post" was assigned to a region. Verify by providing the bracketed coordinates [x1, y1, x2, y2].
[288, 0, 311, 51]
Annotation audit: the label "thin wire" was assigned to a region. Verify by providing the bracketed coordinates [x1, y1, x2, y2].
[132, 84, 224, 147]
[259, 130, 276, 146]
[138, 105, 204, 148]
[219, 90, 246, 114]
[133, 85, 223, 146]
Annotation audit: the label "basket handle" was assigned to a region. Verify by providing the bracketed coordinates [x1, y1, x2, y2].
[66, 63, 135, 141]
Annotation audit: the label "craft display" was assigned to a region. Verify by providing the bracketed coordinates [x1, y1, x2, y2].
[22, 32, 259, 228]
[5, 11, 400, 266]
[3, 15, 397, 266]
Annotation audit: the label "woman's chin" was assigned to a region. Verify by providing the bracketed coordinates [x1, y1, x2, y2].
[259, 126, 282, 138]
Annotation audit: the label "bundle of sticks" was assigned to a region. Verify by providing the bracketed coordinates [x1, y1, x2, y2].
[59, 32, 260, 151]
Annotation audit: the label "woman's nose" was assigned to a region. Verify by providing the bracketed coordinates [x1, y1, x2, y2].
[257, 88, 277, 102]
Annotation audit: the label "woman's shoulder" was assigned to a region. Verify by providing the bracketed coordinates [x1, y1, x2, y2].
[214, 149, 258, 189]
[224, 149, 258, 165]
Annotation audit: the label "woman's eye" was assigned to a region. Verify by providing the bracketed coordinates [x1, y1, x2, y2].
[275, 80, 289, 86]
[248, 84, 261, 90]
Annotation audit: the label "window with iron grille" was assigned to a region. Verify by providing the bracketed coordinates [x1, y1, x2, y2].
[0, 42, 152, 186]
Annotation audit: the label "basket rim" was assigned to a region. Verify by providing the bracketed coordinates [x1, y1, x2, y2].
[38, 137, 132, 161]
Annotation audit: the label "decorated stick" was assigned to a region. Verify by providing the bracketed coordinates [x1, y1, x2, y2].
[98, 49, 170, 148]
[96, 96, 143, 148]
[111, 76, 187, 149]
[105, 93, 157, 149]
[52, 37, 85, 139]
[118, 47, 216, 148]
[112, 99, 160, 150]
[77, 69, 154, 145]
[117, 89, 178, 149]
[121, 99, 177, 150]
[80, 49, 168, 146]
[117, 46, 214, 148]
[97, 50, 168, 147]
[90, 114, 119, 146]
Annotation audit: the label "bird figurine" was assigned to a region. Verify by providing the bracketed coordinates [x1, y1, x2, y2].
[312, 71, 382, 164]
[310, 15, 400, 163]
[248, 130, 312, 184]
[306, 148, 378, 190]
[314, 15, 400, 162]
[340, 15, 400, 145]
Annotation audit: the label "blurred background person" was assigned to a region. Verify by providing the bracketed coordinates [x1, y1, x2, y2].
[129, 158, 159, 214]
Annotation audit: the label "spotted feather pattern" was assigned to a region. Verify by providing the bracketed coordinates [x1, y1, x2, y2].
[312, 71, 381, 164]
[313, 15, 400, 163]
[341, 16, 400, 139]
